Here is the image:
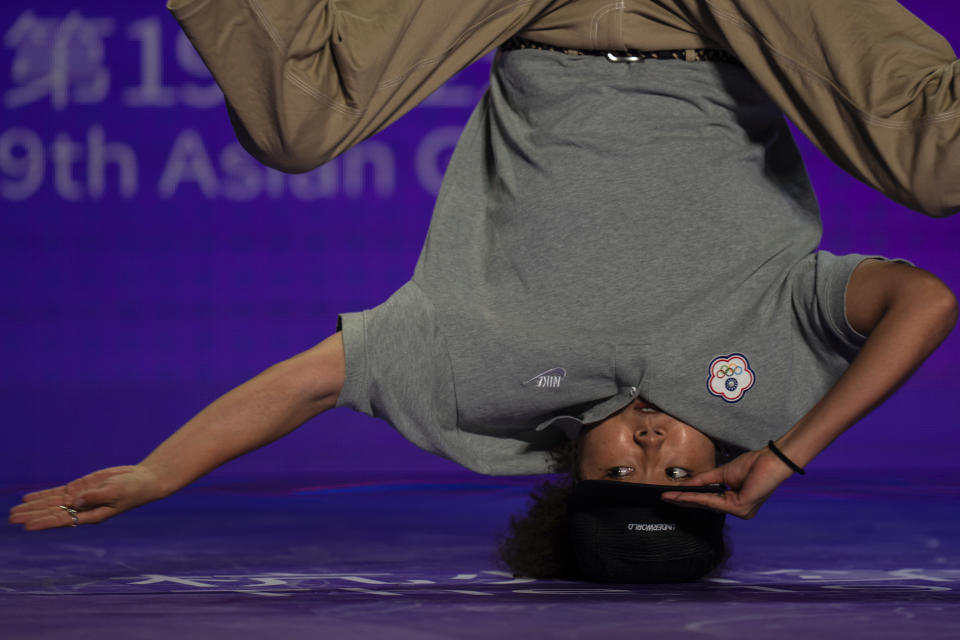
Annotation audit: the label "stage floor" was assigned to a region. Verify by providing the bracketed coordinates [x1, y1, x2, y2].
[2, 471, 959, 639]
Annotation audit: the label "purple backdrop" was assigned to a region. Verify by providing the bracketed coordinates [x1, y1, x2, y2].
[1, 1, 958, 485]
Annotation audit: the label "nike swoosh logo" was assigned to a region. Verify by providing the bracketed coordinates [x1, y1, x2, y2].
[523, 367, 567, 389]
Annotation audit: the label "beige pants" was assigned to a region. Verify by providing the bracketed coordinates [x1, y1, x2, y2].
[168, 0, 959, 217]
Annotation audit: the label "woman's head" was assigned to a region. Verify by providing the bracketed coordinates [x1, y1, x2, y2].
[498, 399, 731, 582]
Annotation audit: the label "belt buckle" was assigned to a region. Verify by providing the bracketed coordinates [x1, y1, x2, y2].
[606, 51, 641, 63]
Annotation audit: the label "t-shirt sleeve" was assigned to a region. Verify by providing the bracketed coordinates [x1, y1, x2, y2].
[815, 251, 873, 353]
[336, 282, 564, 476]
[794, 250, 913, 361]
[336, 281, 459, 459]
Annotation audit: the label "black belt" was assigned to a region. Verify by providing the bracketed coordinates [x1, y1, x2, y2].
[500, 37, 742, 66]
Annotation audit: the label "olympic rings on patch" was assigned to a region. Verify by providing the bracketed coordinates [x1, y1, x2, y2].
[716, 364, 744, 378]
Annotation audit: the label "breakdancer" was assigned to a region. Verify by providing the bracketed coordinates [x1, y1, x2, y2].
[10, 1, 959, 582]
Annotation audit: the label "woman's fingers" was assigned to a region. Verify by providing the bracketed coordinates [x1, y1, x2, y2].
[10, 494, 70, 514]
[21, 485, 68, 502]
[12, 504, 77, 530]
[18, 505, 110, 531]
[9, 465, 147, 531]
[11, 498, 120, 530]
[676, 466, 726, 487]
[11, 498, 121, 530]
[662, 449, 796, 519]
[9, 494, 74, 524]
[21, 509, 76, 531]
[16, 467, 131, 505]
[661, 490, 756, 519]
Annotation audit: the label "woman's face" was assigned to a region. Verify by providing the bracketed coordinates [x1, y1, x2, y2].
[578, 398, 716, 483]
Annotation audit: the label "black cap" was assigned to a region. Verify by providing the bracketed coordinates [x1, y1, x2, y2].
[568, 480, 726, 583]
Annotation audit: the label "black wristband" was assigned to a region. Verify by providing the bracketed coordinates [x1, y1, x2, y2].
[767, 441, 806, 475]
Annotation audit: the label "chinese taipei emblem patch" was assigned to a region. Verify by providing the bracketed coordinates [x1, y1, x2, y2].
[707, 354, 755, 403]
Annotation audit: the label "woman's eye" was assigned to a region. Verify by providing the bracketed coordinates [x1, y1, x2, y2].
[608, 466, 634, 478]
[666, 467, 690, 480]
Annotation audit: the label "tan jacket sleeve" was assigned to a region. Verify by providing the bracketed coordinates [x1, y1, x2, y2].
[681, 0, 960, 217]
[167, 0, 562, 173]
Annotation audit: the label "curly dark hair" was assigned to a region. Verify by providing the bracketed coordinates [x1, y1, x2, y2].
[496, 439, 581, 579]
[497, 436, 737, 580]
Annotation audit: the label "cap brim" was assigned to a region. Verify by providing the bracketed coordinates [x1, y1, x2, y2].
[572, 480, 724, 506]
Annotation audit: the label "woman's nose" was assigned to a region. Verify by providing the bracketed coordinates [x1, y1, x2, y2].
[634, 428, 665, 447]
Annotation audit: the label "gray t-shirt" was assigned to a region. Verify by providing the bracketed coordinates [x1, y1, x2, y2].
[337, 48, 897, 475]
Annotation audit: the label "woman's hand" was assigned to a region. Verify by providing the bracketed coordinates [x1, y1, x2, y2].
[661, 448, 795, 519]
[8, 465, 167, 531]
[8, 334, 346, 533]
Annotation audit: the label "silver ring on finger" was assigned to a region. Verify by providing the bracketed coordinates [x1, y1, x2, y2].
[58, 505, 79, 527]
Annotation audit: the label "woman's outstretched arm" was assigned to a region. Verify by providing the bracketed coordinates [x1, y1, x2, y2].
[8, 332, 345, 531]
[663, 260, 957, 518]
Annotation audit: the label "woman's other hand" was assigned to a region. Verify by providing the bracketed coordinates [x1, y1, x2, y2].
[8, 465, 166, 531]
[660, 448, 795, 519]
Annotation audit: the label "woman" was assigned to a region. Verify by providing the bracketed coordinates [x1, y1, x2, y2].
[9, 1, 959, 583]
